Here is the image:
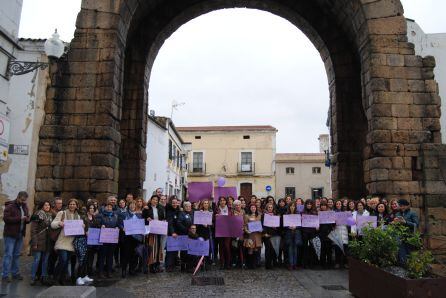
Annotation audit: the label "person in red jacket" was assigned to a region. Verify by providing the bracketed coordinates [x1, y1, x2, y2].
[2, 191, 30, 282]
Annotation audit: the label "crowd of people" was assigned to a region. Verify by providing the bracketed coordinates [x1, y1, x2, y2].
[1, 189, 419, 287]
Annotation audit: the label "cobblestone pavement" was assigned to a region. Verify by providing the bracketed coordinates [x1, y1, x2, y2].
[0, 257, 352, 297]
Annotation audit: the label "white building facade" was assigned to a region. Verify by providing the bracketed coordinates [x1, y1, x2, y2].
[407, 19, 446, 142]
[144, 116, 190, 201]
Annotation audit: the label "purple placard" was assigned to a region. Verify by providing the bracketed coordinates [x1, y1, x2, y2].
[64, 220, 84, 236]
[188, 182, 213, 202]
[263, 214, 280, 227]
[357, 215, 377, 235]
[99, 228, 119, 244]
[297, 205, 305, 213]
[213, 187, 238, 203]
[193, 211, 213, 225]
[335, 211, 353, 225]
[148, 220, 168, 235]
[283, 214, 302, 227]
[301, 214, 320, 228]
[166, 235, 189, 251]
[247, 221, 263, 232]
[318, 211, 336, 224]
[87, 228, 102, 246]
[215, 215, 244, 238]
[124, 218, 145, 235]
[187, 239, 210, 256]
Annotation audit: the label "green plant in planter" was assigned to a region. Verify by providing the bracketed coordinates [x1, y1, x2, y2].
[406, 250, 434, 279]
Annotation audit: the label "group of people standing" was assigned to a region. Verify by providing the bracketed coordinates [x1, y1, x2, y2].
[1, 189, 419, 287]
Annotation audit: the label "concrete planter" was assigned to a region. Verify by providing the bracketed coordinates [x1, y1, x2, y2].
[348, 257, 446, 298]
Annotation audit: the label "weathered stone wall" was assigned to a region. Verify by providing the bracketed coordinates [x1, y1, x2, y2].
[34, 0, 445, 257]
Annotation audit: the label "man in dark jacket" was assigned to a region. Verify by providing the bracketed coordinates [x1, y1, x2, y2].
[2, 191, 30, 281]
[394, 198, 419, 264]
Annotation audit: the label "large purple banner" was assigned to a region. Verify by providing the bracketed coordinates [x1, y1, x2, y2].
[188, 182, 213, 202]
[215, 215, 244, 238]
[213, 187, 238, 203]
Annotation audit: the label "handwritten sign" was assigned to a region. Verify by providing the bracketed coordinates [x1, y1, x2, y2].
[148, 220, 168, 235]
[124, 218, 145, 235]
[263, 214, 280, 227]
[166, 235, 189, 251]
[357, 215, 377, 235]
[99, 228, 119, 244]
[335, 211, 352, 225]
[318, 211, 336, 224]
[301, 214, 320, 228]
[193, 211, 213, 225]
[215, 215, 243, 237]
[87, 228, 102, 246]
[64, 220, 84, 236]
[187, 239, 210, 256]
[247, 221, 263, 232]
[283, 214, 302, 227]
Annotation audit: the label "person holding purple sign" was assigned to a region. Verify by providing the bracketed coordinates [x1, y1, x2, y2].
[119, 201, 143, 278]
[243, 204, 262, 269]
[85, 202, 100, 279]
[333, 200, 349, 269]
[177, 201, 194, 272]
[351, 201, 370, 237]
[318, 202, 335, 269]
[165, 197, 182, 272]
[215, 197, 233, 270]
[142, 195, 166, 274]
[186, 225, 201, 272]
[231, 200, 245, 269]
[262, 203, 279, 270]
[284, 201, 303, 270]
[196, 199, 215, 265]
[96, 201, 119, 279]
[301, 199, 318, 269]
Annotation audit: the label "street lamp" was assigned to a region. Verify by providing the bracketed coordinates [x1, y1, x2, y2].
[7, 29, 65, 77]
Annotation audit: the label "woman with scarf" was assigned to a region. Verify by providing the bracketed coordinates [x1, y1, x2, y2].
[96, 202, 119, 278]
[243, 204, 262, 269]
[301, 199, 318, 269]
[177, 201, 194, 272]
[119, 201, 143, 277]
[333, 200, 349, 269]
[142, 195, 166, 273]
[263, 202, 279, 269]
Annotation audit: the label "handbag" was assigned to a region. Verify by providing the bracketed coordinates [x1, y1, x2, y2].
[49, 211, 65, 242]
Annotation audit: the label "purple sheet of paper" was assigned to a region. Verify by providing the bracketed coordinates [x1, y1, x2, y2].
[124, 218, 145, 235]
[263, 214, 280, 227]
[283, 214, 302, 227]
[297, 205, 305, 213]
[318, 211, 336, 224]
[215, 215, 244, 238]
[148, 220, 168, 235]
[357, 215, 377, 235]
[193, 211, 213, 225]
[188, 182, 213, 202]
[335, 211, 353, 225]
[247, 221, 263, 232]
[166, 235, 189, 252]
[87, 228, 102, 246]
[64, 220, 84, 236]
[187, 239, 210, 256]
[301, 214, 320, 228]
[213, 187, 238, 203]
[99, 228, 119, 244]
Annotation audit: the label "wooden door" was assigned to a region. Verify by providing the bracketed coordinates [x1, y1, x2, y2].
[240, 183, 252, 199]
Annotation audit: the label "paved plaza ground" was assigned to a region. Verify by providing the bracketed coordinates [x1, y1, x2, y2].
[0, 256, 352, 297]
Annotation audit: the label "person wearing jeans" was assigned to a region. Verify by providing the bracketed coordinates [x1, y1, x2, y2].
[30, 200, 53, 285]
[2, 191, 30, 282]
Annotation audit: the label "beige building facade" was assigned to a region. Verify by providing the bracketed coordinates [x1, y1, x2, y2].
[276, 153, 332, 200]
[177, 126, 277, 198]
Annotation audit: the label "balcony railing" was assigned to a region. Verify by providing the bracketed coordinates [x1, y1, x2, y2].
[237, 162, 255, 174]
[188, 163, 206, 175]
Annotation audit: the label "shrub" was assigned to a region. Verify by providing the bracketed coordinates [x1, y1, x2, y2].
[406, 250, 433, 279]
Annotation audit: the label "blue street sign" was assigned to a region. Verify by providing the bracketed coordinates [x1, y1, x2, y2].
[266, 185, 272, 192]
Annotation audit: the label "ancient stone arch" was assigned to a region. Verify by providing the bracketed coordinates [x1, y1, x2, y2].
[36, 1, 445, 257]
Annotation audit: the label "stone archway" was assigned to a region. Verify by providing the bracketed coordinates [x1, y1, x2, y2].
[36, 0, 445, 257]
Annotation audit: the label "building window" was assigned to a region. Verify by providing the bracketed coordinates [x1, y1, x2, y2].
[311, 188, 323, 200]
[243, 135, 250, 139]
[285, 187, 296, 199]
[195, 136, 201, 139]
[241, 152, 253, 172]
[192, 152, 204, 172]
[176, 149, 180, 167]
[168, 140, 173, 160]
[286, 167, 295, 174]
[312, 167, 321, 174]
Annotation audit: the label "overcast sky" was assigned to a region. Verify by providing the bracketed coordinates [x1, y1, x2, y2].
[19, 0, 446, 153]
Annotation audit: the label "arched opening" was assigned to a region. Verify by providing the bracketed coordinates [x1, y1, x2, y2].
[118, 0, 368, 200]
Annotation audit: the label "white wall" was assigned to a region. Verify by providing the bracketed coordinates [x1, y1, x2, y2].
[407, 20, 446, 143]
[144, 120, 168, 200]
[0, 0, 23, 38]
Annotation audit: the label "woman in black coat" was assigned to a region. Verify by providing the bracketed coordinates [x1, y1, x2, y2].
[165, 197, 182, 272]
